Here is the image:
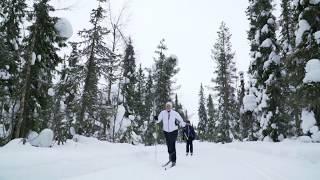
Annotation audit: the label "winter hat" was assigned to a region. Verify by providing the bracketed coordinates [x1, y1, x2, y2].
[166, 102, 173, 108]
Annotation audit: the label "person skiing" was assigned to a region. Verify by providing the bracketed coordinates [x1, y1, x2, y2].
[155, 102, 185, 168]
[183, 120, 196, 156]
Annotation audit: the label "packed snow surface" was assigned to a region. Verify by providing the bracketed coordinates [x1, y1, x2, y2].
[1, 137, 320, 180]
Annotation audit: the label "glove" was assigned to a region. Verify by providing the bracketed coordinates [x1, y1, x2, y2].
[154, 115, 158, 121]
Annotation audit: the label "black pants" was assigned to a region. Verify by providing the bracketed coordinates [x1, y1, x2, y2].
[186, 139, 193, 153]
[164, 130, 178, 163]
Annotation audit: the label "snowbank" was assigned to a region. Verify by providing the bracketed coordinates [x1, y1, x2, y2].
[301, 110, 320, 142]
[303, 59, 320, 83]
[1, 140, 320, 180]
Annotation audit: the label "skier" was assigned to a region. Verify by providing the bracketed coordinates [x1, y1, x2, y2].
[155, 102, 186, 168]
[183, 120, 196, 156]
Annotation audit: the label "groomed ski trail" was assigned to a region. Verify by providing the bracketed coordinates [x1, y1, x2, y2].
[0, 139, 320, 180]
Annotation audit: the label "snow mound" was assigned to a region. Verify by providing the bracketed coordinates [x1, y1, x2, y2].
[55, 18, 73, 39]
[27, 131, 39, 141]
[29, 129, 54, 147]
[303, 59, 320, 83]
[295, 20, 310, 46]
[300, 109, 320, 142]
[73, 135, 101, 144]
[301, 110, 316, 134]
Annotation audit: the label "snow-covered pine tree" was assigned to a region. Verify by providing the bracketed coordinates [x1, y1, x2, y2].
[76, 1, 113, 136]
[143, 70, 156, 145]
[0, 0, 27, 143]
[174, 94, 185, 120]
[153, 39, 180, 143]
[52, 43, 83, 143]
[246, 0, 289, 142]
[238, 72, 247, 140]
[197, 83, 208, 141]
[153, 39, 180, 113]
[52, 60, 69, 145]
[121, 63, 143, 144]
[280, 0, 296, 56]
[241, 76, 261, 140]
[279, 0, 299, 137]
[122, 38, 137, 117]
[14, 0, 66, 138]
[291, 0, 320, 141]
[133, 65, 146, 137]
[211, 22, 238, 143]
[207, 94, 217, 141]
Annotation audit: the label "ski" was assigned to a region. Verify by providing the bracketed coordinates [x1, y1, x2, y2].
[161, 160, 171, 167]
[164, 163, 175, 170]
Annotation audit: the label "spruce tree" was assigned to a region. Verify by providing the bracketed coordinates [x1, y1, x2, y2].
[280, 0, 299, 137]
[0, 0, 27, 142]
[122, 39, 136, 117]
[153, 39, 179, 114]
[291, 0, 320, 137]
[52, 43, 83, 143]
[197, 83, 208, 140]
[207, 94, 217, 141]
[143, 70, 156, 145]
[76, 1, 112, 135]
[211, 22, 237, 143]
[246, 0, 289, 141]
[14, 0, 66, 138]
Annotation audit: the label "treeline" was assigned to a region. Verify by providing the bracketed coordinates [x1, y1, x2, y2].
[198, 0, 320, 143]
[0, 0, 186, 146]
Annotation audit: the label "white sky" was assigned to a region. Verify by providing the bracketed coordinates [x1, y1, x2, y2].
[53, 0, 252, 124]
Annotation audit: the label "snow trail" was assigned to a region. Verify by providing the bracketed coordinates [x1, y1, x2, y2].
[0, 139, 320, 180]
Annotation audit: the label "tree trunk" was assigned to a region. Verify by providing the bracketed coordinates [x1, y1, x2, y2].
[14, 33, 37, 138]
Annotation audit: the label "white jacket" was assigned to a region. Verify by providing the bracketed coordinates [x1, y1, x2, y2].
[157, 110, 186, 132]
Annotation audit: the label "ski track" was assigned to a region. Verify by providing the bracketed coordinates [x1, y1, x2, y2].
[0, 141, 320, 180]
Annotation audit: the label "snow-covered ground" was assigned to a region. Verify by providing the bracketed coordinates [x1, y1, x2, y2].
[1, 137, 320, 180]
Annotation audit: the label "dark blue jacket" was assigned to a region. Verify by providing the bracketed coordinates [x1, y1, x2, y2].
[183, 124, 196, 140]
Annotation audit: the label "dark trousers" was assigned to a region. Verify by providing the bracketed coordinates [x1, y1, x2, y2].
[164, 130, 178, 163]
[186, 139, 193, 153]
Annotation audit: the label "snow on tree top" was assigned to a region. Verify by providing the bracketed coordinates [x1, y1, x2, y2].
[310, 0, 320, 5]
[48, 88, 55, 96]
[243, 93, 257, 112]
[0, 70, 11, 80]
[260, 38, 273, 48]
[303, 59, 320, 83]
[314, 31, 320, 44]
[169, 54, 178, 60]
[54, 18, 73, 39]
[263, 52, 280, 70]
[261, 24, 269, 34]
[295, 20, 310, 46]
[267, 18, 275, 25]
